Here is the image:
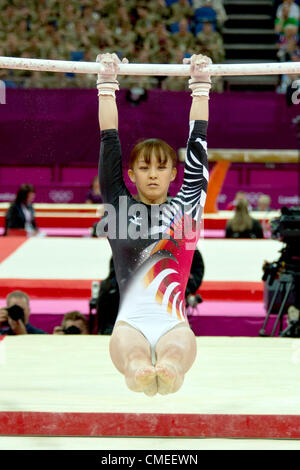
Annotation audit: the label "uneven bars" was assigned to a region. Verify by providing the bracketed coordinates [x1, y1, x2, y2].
[0, 56, 300, 76]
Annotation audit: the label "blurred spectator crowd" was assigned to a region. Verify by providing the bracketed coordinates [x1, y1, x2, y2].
[0, 0, 226, 91]
[2, 0, 300, 94]
[275, 0, 300, 94]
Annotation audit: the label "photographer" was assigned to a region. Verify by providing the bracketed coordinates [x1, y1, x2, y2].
[0, 305, 27, 335]
[53, 311, 89, 335]
[96, 257, 120, 335]
[0, 290, 46, 335]
[261, 206, 300, 337]
[185, 249, 205, 309]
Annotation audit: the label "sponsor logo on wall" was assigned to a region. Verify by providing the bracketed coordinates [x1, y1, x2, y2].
[217, 194, 227, 203]
[0, 193, 15, 201]
[49, 190, 74, 203]
[217, 192, 300, 209]
[278, 195, 300, 205]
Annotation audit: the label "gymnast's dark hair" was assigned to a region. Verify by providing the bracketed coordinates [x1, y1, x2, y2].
[15, 184, 35, 205]
[129, 139, 177, 170]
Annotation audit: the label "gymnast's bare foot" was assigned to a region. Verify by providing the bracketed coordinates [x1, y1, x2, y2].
[125, 361, 158, 396]
[155, 363, 184, 395]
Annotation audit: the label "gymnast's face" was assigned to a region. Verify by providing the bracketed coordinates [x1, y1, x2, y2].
[128, 152, 176, 205]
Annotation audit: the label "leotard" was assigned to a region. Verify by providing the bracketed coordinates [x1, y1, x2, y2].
[98, 120, 208, 351]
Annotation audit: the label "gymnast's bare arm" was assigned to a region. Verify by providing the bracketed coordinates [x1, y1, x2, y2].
[190, 95, 209, 122]
[98, 95, 118, 131]
[97, 53, 119, 130]
[97, 53, 128, 131]
[185, 54, 211, 122]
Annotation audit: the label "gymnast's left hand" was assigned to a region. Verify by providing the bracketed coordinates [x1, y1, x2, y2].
[96, 53, 129, 82]
[183, 54, 212, 83]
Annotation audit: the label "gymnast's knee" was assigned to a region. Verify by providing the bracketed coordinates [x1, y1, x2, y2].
[155, 332, 197, 367]
[156, 343, 185, 362]
[109, 327, 151, 363]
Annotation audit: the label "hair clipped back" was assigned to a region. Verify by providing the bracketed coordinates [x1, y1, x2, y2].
[129, 139, 177, 170]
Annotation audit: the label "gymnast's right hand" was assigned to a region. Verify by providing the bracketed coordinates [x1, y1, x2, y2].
[183, 54, 212, 98]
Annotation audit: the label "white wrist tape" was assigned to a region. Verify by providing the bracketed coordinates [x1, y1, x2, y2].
[97, 80, 119, 97]
[189, 78, 211, 98]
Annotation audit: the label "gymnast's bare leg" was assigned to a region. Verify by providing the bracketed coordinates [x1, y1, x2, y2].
[155, 323, 197, 395]
[109, 321, 197, 396]
[109, 321, 157, 396]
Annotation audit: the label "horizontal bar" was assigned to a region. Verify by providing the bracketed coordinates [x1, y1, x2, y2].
[0, 56, 300, 76]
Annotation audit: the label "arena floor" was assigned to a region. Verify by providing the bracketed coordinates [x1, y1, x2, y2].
[0, 436, 300, 450]
[0, 236, 299, 449]
[0, 335, 299, 449]
[0, 236, 282, 282]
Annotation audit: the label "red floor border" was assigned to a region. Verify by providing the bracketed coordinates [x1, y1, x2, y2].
[0, 279, 92, 299]
[0, 215, 229, 230]
[0, 237, 27, 263]
[0, 412, 299, 438]
[0, 279, 263, 301]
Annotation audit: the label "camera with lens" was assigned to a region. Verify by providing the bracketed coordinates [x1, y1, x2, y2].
[270, 206, 300, 245]
[186, 293, 203, 308]
[62, 325, 82, 335]
[6, 305, 25, 323]
[261, 206, 300, 337]
[262, 261, 280, 285]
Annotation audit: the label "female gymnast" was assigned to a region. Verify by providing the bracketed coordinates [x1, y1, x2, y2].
[97, 52, 210, 396]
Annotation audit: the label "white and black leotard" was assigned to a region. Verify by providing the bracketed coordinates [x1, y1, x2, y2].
[98, 120, 208, 349]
